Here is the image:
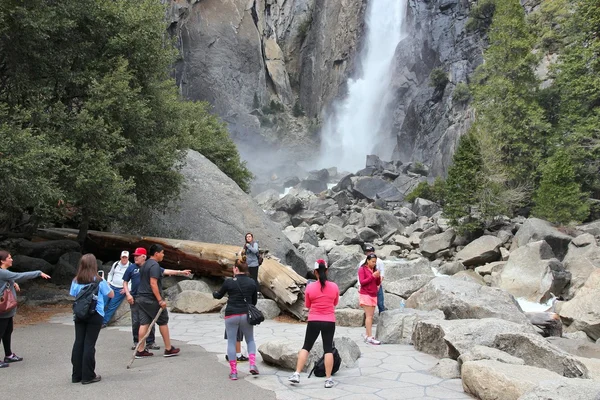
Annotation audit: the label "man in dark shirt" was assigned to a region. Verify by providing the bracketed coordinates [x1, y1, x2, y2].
[134, 244, 190, 358]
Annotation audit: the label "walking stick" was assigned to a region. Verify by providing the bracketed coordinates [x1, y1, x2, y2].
[126, 307, 164, 369]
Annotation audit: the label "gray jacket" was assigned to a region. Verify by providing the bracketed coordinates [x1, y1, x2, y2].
[244, 242, 260, 267]
[0, 269, 42, 319]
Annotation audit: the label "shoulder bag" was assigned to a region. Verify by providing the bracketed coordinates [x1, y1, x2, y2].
[234, 278, 264, 326]
[0, 282, 18, 313]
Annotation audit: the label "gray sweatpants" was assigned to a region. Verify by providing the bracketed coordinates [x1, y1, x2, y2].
[225, 315, 255, 362]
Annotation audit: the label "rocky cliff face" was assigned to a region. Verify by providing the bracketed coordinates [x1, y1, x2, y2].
[387, 0, 484, 177]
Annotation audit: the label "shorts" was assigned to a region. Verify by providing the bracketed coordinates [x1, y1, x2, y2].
[137, 296, 169, 326]
[359, 294, 377, 307]
[224, 327, 244, 341]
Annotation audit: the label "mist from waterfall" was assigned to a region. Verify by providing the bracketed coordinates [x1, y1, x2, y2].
[317, 0, 407, 173]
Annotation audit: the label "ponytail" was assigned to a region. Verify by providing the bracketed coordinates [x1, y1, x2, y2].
[316, 260, 328, 291]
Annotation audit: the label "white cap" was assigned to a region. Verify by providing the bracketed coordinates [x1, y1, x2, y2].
[121, 251, 129, 258]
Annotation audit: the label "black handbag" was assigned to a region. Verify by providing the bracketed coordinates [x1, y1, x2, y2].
[234, 278, 264, 326]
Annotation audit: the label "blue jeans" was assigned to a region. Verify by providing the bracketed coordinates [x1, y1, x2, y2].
[377, 285, 386, 314]
[102, 285, 125, 325]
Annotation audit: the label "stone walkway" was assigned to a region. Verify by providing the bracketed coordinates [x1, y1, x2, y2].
[52, 313, 473, 400]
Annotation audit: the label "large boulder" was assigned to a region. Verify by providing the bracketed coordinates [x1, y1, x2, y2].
[14, 239, 80, 264]
[327, 244, 362, 264]
[493, 332, 589, 378]
[455, 235, 503, 267]
[413, 318, 537, 359]
[254, 189, 280, 209]
[335, 308, 365, 327]
[321, 223, 359, 245]
[384, 275, 434, 298]
[412, 198, 441, 218]
[563, 233, 600, 299]
[458, 345, 525, 366]
[273, 193, 304, 214]
[406, 276, 530, 324]
[362, 208, 404, 237]
[336, 287, 360, 309]
[258, 339, 304, 370]
[146, 151, 308, 277]
[351, 176, 402, 201]
[298, 243, 328, 271]
[52, 252, 82, 285]
[497, 241, 570, 303]
[384, 258, 434, 282]
[419, 229, 456, 260]
[283, 226, 319, 247]
[512, 218, 573, 261]
[519, 379, 600, 400]
[429, 359, 460, 379]
[170, 291, 227, 313]
[327, 253, 364, 294]
[559, 269, 600, 341]
[461, 360, 564, 400]
[255, 299, 281, 319]
[11, 255, 54, 274]
[375, 308, 444, 344]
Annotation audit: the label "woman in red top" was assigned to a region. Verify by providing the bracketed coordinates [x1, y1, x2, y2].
[358, 254, 381, 345]
[288, 259, 339, 388]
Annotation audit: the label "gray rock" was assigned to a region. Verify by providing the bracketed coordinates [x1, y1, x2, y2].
[327, 245, 363, 264]
[563, 234, 600, 299]
[357, 227, 379, 242]
[497, 240, 570, 303]
[406, 276, 530, 324]
[256, 299, 281, 319]
[11, 255, 53, 274]
[336, 287, 360, 309]
[321, 223, 359, 245]
[547, 337, 600, 359]
[284, 226, 319, 247]
[384, 258, 434, 281]
[351, 176, 403, 202]
[394, 207, 418, 226]
[390, 234, 413, 250]
[412, 198, 441, 218]
[332, 191, 352, 209]
[383, 292, 405, 310]
[452, 270, 486, 285]
[258, 339, 305, 371]
[335, 308, 365, 327]
[53, 252, 82, 285]
[274, 194, 304, 214]
[519, 379, 600, 400]
[462, 360, 564, 400]
[254, 189, 281, 209]
[429, 358, 460, 379]
[14, 239, 80, 264]
[145, 151, 307, 277]
[475, 261, 506, 276]
[458, 345, 525, 366]
[376, 245, 403, 258]
[291, 210, 328, 227]
[328, 253, 364, 294]
[559, 270, 600, 341]
[170, 291, 227, 314]
[419, 229, 456, 260]
[455, 235, 503, 267]
[268, 210, 292, 227]
[318, 240, 337, 253]
[308, 336, 361, 369]
[577, 221, 600, 237]
[375, 308, 444, 344]
[299, 179, 327, 194]
[494, 332, 589, 378]
[512, 218, 573, 260]
[412, 318, 538, 359]
[437, 261, 465, 275]
[298, 243, 327, 271]
[363, 208, 404, 237]
[384, 275, 434, 298]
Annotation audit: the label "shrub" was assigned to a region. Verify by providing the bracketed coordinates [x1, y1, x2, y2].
[405, 178, 447, 204]
[466, 0, 496, 32]
[429, 68, 449, 91]
[293, 100, 305, 117]
[453, 82, 471, 104]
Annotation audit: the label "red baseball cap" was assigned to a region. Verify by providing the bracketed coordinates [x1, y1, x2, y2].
[132, 247, 147, 256]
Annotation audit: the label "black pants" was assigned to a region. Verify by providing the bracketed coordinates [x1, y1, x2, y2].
[71, 312, 102, 382]
[131, 302, 156, 344]
[248, 267, 259, 289]
[302, 321, 336, 353]
[0, 317, 13, 357]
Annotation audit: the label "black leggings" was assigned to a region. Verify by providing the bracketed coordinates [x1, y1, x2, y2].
[0, 317, 13, 357]
[248, 267, 259, 289]
[302, 321, 335, 353]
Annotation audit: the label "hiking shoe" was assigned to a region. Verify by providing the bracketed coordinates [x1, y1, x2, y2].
[164, 347, 180, 357]
[237, 354, 249, 362]
[4, 353, 23, 363]
[131, 342, 139, 351]
[229, 373, 238, 380]
[135, 350, 154, 359]
[82, 375, 101, 385]
[249, 364, 259, 375]
[324, 378, 335, 388]
[366, 336, 381, 345]
[288, 372, 300, 384]
[146, 342, 161, 350]
[0, 361, 8, 368]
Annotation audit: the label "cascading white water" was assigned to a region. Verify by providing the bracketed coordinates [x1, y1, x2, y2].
[318, 0, 407, 172]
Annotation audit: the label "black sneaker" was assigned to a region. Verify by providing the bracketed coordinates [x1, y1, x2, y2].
[82, 375, 101, 385]
[164, 347, 180, 357]
[225, 354, 248, 362]
[4, 353, 23, 363]
[135, 350, 154, 359]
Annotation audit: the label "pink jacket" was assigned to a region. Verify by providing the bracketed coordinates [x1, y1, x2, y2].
[358, 265, 381, 297]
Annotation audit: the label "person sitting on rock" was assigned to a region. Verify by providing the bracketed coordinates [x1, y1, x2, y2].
[101, 250, 131, 328]
[213, 259, 259, 380]
[288, 259, 339, 388]
[359, 253, 381, 345]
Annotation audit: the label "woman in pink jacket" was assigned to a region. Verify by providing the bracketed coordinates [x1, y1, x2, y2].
[358, 253, 381, 345]
[288, 259, 339, 388]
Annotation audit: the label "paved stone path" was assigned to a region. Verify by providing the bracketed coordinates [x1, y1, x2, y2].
[52, 313, 473, 400]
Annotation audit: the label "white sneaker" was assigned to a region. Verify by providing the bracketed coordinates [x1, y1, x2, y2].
[362, 333, 368, 342]
[288, 372, 300, 384]
[366, 336, 381, 345]
[324, 378, 334, 388]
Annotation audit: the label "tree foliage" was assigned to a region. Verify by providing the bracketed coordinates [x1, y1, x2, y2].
[0, 0, 252, 235]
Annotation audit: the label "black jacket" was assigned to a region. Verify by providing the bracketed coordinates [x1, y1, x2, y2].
[213, 274, 258, 316]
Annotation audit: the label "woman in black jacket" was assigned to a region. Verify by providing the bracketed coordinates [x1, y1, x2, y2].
[213, 260, 259, 380]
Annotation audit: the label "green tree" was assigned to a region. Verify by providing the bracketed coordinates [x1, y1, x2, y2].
[532, 149, 589, 224]
[0, 0, 251, 238]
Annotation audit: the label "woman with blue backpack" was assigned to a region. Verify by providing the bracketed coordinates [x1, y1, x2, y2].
[70, 253, 113, 384]
[288, 259, 339, 389]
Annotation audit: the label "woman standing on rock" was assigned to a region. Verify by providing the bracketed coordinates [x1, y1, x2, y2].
[70, 253, 113, 384]
[213, 259, 259, 380]
[0, 250, 51, 369]
[241, 232, 260, 288]
[359, 253, 381, 345]
[288, 259, 339, 388]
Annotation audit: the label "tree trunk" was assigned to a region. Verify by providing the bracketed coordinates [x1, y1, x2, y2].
[77, 214, 89, 247]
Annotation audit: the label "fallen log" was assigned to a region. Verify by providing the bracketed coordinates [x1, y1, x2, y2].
[36, 228, 308, 320]
[526, 312, 562, 337]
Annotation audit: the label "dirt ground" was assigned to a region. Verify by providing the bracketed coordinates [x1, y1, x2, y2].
[13, 304, 72, 327]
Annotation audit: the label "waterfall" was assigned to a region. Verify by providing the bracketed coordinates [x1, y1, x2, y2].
[318, 0, 407, 172]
